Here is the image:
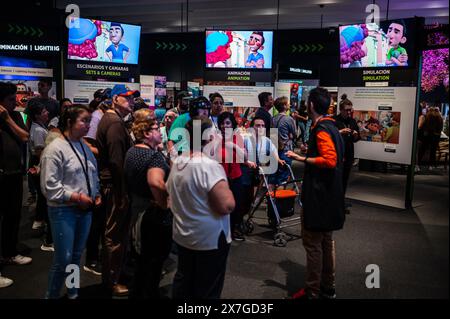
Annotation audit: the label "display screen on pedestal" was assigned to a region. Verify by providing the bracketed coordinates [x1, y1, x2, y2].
[68, 18, 141, 65]
[339, 18, 416, 69]
[205, 30, 273, 69]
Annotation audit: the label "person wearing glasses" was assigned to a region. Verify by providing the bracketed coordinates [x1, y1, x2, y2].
[124, 110, 172, 298]
[333, 94, 360, 214]
[160, 110, 178, 155]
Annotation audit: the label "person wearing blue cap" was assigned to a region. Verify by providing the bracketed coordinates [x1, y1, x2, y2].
[96, 84, 139, 296]
[106, 23, 130, 63]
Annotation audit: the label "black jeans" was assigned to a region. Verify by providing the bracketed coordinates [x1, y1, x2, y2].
[172, 232, 230, 299]
[0, 174, 23, 258]
[85, 200, 106, 264]
[229, 177, 244, 233]
[31, 173, 52, 244]
[130, 208, 172, 298]
[342, 158, 353, 196]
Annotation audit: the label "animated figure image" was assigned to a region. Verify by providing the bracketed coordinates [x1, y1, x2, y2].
[68, 18, 102, 60]
[290, 83, 300, 110]
[206, 31, 233, 67]
[106, 23, 130, 63]
[340, 24, 369, 67]
[15, 83, 34, 108]
[379, 111, 393, 129]
[363, 117, 381, 142]
[385, 20, 408, 66]
[382, 113, 401, 144]
[245, 31, 265, 68]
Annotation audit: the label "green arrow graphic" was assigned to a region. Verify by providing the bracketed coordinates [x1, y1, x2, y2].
[162, 42, 167, 50]
[182, 43, 187, 51]
[23, 26, 29, 36]
[30, 27, 36, 37]
[304, 44, 310, 53]
[16, 25, 22, 35]
[291, 44, 297, 53]
[176, 43, 180, 51]
[8, 24, 14, 33]
[298, 44, 303, 53]
[156, 41, 161, 49]
[318, 43, 324, 51]
[38, 28, 43, 37]
[169, 42, 174, 50]
[311, 44, 316, 52]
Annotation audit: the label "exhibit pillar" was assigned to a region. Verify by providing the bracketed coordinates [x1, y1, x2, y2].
[405, 56, 423, 209]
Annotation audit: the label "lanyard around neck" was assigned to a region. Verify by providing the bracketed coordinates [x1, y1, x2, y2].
[63, 134, 91, 197]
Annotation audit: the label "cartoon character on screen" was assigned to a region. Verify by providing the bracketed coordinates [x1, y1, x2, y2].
[340, 24, 369, 68]
[245, 31, 265, 68]
[206, 31, 233, 68]
[385, 20, 408, 66]
[106, 23, 130, 63]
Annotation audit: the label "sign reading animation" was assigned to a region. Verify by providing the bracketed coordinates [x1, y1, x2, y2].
[64, 79, 140, 104]
[339, 87, 416, 165]
[203, 85, 273, 107]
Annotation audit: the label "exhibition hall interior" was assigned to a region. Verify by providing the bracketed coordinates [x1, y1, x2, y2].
[0, 0, 448, 301]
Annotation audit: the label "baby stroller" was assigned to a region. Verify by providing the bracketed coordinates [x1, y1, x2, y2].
[242, 163, 302, 247]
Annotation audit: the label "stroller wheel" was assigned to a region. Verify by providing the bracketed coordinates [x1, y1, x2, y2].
[243, 221, 254, 234]
[274, 232, 288, 247]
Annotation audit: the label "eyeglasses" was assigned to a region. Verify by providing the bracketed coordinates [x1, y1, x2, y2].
[79, 118, 91, 124]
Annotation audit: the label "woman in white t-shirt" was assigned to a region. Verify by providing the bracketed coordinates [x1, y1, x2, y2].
[166, 116, 235, 299]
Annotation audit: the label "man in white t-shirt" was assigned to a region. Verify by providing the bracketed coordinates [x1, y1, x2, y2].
[166, 116, 235, 299]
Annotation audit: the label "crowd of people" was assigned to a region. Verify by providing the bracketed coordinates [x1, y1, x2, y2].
[1, 79, 445, 299]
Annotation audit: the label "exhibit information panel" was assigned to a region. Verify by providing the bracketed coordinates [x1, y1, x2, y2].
[203, 85, 273, 108]
[64, 79, 140, 104]
[338, 86, 417, 165]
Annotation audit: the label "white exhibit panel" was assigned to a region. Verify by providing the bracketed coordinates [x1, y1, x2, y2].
[140, 75, 155, 106]
[64, 79, 140, 104]
[338, 87, 417, 165]
[274, 82, 291, 101]
[203, 85, 273, 108]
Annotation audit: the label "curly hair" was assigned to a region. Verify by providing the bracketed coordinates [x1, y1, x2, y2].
[131, 116, 158, 143]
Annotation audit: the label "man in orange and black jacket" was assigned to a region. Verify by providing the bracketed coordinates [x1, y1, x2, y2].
[286, 87, 345, 299]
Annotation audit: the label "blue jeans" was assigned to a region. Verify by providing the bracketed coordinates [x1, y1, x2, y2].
[46, 206, 92, 299]
[269, 151, 293, 186]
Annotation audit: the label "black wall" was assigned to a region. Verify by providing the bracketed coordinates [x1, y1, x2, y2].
[139, 28, 340, 86]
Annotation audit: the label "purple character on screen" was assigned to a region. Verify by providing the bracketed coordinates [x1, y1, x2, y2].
[106, 23, 130, 63]
[340, 24, 369, 67]
[246, 32, 265, 68]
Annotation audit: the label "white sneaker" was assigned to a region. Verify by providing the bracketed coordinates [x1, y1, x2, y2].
[0, 274, 13, 288]
[40, 243, 55, 252]
[415, 165, 420, 172]
[9, 254, 32, 265]
[32, 221, 45, 230]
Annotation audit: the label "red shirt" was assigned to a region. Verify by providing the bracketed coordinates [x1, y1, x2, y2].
[220, 134, 243, 180]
